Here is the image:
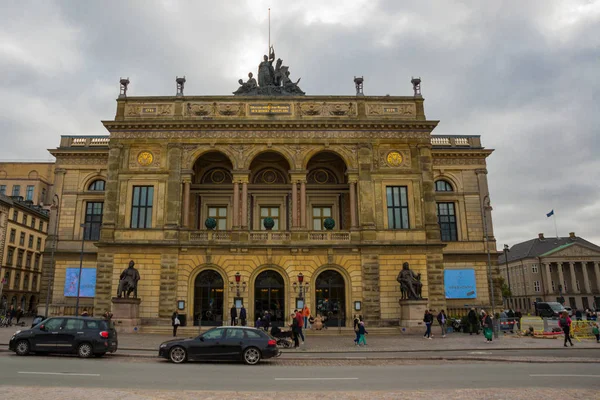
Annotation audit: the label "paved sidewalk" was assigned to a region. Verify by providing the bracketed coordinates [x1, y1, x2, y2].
[2, 318, 599, 353]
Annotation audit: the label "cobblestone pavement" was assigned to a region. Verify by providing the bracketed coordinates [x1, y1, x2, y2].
[1, 387, 596, 400]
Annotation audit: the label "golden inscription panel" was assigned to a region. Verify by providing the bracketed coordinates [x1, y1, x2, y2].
[249, 104, 292, 115]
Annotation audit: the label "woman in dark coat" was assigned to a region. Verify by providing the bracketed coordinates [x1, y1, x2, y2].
[171, 310, 180, 337]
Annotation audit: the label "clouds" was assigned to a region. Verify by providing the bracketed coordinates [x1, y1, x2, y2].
[0, 0, 598, 245]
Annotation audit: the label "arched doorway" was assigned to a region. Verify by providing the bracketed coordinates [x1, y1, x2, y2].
[315, 270, 346, 327]
[254, 270, 285, 327]
[193, 270, 224, 326]
[28, 295, 36, 313]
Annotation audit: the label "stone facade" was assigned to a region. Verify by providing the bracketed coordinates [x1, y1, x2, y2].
[43, 91, 500, 326]
[0, 162, 54, 205]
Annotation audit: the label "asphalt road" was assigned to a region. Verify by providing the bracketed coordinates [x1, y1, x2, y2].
[0, 355, 599, 391]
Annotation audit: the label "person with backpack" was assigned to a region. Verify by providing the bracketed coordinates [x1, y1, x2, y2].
[423, 309, 433, 339]
[559, 310, 574, 347]
[436, 309, 447, 338]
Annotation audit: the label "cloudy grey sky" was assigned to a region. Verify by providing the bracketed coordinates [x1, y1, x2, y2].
[1, 0, 599, 247]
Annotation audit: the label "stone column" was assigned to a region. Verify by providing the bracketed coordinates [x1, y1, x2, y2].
[291, 181, 298, 228]
[300, 180, 306, 229]
[594, 262, 600, 293]
[165, 145, 183, 229]
[182, 179, 191, 228]
[349, 180, 358, 229]
[232, 181, 240, 229]
[581, 261, 592, 294]
[557, 261, 566, 294]
[100, 144, 122, 239]
[569, 261, 579, 294]
[241, 181, 248, 229]
[543, 263, 552, 294]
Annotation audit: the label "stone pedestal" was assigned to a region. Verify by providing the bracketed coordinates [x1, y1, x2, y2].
[398, 299, 429, 334]
[111, 297, 141, 333]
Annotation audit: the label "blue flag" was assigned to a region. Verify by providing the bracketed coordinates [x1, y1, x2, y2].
[546, 210, 554, 217]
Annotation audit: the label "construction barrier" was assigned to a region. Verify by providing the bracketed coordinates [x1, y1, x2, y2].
[519, 316, 544, 335]
[571, 320, 597, 342]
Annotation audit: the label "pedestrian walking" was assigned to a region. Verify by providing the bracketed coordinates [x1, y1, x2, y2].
[559, 310, 574, 347]
[357, 320, 368, 346]
[295, 309, 305, 344]
[290, 313, 300, 348]
[467, 307, 479, 335]
[171, 310, 180, 337]
[7, 305, 15, 324]
[436, 309, 447, 338]
[514, 309, 523, 331]
[302, 305, 311, 329]
[263, 311, 271, 331]
[423, 309, 433, 339]
[16, 307, 23, 323]
[575, 309, 582, 321]
[482, 310, 493, 342]
[353, 315, 360, 344]
[239, 305, 247, 326]
[230, 304, 237, 326]
[592, 323, 599, 343]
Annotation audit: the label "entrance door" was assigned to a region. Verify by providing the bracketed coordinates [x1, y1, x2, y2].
[193, 270, 224, 326]
[254, 270, 285, 327]
[315, 270, 346, 327]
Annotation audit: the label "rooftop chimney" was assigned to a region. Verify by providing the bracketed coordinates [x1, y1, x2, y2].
[538, 233, 545, 240]
[569, 232, 576, 239]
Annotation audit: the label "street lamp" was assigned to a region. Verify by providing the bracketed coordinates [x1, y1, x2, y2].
[75, 223, 89, 316]
[44, 194, 60, 318]
[503, 244, 511, 308]
[480, 195, 496, 315]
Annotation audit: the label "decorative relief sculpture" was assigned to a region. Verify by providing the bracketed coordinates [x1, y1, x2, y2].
[378, 150, 411, 168]
[297, 102, 357, 117]
[233, 46, 305, 96]
[366, 103, 416, 118]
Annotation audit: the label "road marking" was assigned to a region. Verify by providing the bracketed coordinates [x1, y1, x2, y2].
[468, 351, 492, 355]
[18, 372, 100, 377]
[529, 374, 600, 378]
[275, 377, 358, 381]
[345, 356, 367, 359]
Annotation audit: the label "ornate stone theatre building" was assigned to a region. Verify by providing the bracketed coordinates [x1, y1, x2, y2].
[42, 62, 500, 327]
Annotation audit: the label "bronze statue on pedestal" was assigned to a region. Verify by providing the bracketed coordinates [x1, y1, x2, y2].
[397, 262, 423, 300]
[117, 260, 140, 299]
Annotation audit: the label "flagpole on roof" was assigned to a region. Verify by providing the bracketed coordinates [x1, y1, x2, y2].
[553, 212, 559, 239]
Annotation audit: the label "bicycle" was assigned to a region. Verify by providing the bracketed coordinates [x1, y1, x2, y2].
[0, 316, 12, 328]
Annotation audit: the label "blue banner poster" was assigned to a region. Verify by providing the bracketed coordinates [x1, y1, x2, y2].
[444, 269, 477, 299]
[64, 268, 97, 297]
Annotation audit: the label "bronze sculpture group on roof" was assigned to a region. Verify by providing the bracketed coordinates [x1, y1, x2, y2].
[234, 46, 305, 96]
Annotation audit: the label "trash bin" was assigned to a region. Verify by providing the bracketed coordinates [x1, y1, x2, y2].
[178, 314, 187, 327]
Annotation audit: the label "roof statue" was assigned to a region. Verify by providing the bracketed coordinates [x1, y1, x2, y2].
[233, 46, 305, 96]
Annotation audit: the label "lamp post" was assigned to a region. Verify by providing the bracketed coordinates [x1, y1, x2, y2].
[503, 244, 511, 308]
[74, 223, 88, 316]
[234, 272, 241, 297]
[44, 194, 60, 318]
[480, 195, 496, 316]
[297, 273, 304, 299]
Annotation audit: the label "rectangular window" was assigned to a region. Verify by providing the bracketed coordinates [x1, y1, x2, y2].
[386, 186, 409, 229]
[34, 254, 40, 270]
[12, 185, 20, 197]
[576, 280, 580, 292]
[582, 297, 589, 310]
[84, 202, 104, 240]
[26, 185, 34, 201]
[437, 202, 458, 241]
[22, 214, 27, 225]
[208, 206, 228, 230]
[534, 281, 540, 292]
[39, 220, 44, 232]
[26, 252, 32, 268]
[569, 297, 576, 309]
[260, 206, 280, 230]
[312, 206, 332, 230]
[532, 264, 538, 273]
[19, 232, 25, 246]
[551, 281, 555, 291]
[28, 234, 33, 248]
[130, 186, 154, 229]
[36, 237, 42, 250]
[9, 229, 16, 243]
[17, 249, 24, 267]
[0, 185, 5, 195]
[6, 248, 14, 266]
[12, 210, 18, 221]
[31, 217, 36, 228]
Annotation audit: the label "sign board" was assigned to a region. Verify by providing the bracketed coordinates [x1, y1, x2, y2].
[249, 104, 291, 115]
[64, 268, 97, 297]
[444, 269, 477, 299]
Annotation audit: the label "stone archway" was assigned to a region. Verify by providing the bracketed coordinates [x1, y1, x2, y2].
[193, 270, 225, 326]
[315, 270, 346, 327]
[254, 270, 285, 327]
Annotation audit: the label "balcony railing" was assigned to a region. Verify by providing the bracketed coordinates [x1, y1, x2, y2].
[188, 230, 351, 243]
[431, 135, 482, 148]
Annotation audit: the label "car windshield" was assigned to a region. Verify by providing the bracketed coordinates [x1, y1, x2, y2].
[33, 318, 50, 328]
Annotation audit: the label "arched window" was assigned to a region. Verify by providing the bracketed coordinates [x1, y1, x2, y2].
[435, 180, 453, 192]
[88, 180, 106, 191]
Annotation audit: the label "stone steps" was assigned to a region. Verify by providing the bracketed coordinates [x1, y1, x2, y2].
[138, 325, 401, 335]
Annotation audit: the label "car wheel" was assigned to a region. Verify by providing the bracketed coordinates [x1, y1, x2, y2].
[94, 352, 106, 358]
[169, 346, 187, 364]
[15, 340, 30, 356]
[243, 347, 261, 365]
[77, 343, 93, 358]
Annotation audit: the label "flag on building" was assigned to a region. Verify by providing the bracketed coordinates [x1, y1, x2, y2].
[546, 210, 554, 218]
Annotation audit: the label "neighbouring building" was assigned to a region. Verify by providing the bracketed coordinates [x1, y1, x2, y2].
[499, 232, 600, 313]
[0, 193, 49, 312]
[40, 56, 501, 327]
[0, 162, 55, 206]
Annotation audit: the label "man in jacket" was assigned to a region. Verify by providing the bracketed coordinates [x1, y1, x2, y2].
[559, 310, 574, 347]
[239, 305, 247, 326]
[290, 313, 300, 348]
[436, 309, 447, 338]
[295, 309, 305, 344]
[230, 305, 237, 326]
[423, 310, 433, 339]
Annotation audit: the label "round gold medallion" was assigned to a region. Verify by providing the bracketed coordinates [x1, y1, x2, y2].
[137, 151, 154, 166]
[386, 151, 403, 167]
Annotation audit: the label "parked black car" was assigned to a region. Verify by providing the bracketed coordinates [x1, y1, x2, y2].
[159, 326, 279, 365]
[9, 316, 118, 358]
